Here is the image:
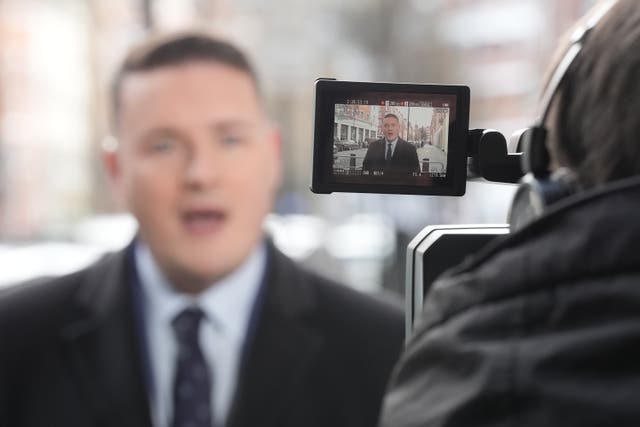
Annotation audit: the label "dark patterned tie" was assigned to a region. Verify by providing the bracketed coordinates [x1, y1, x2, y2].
[386, 142, 393, 163]
[171, 307, 213, 427]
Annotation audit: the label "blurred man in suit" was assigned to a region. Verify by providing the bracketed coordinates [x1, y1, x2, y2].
[0, 32, 404, 427]
[362, 113, 420, 175]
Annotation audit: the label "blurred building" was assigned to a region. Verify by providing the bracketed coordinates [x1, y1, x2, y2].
[0, 0, 598, 290]
[435, 0, 596, 134]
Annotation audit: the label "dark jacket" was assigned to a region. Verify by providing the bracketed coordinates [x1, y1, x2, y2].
[362, 138, 420, 174]
[380, 176, 640, 427]
[0, 241, 404, 427]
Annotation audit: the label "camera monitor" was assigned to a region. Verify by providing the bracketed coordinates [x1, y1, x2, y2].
[311, 79, 470, 196]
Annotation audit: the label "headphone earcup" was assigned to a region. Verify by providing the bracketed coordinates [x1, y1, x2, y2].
[509, 123, 574, 231]
[521, 125, 550, 177]
[507, 169, 577, 232]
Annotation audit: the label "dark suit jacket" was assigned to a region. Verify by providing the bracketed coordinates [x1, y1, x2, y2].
[0, 241, 404, 427]
[362, 138, 420, 175]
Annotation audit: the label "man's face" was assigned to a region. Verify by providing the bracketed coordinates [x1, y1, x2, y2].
[383, 116, 399, 141]
[107, 61, 281, 292]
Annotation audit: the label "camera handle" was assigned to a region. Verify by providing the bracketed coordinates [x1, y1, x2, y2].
[467, 129, 524, 183]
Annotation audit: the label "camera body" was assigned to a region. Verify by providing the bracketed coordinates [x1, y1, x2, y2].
[311, 79, 470, 196]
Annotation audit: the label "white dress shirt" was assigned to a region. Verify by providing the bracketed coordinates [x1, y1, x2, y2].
[135, 242, 266, 427]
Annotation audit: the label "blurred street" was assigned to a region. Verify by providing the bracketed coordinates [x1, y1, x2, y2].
[417, 145, 447, 174]
[334, 144, 447, 174]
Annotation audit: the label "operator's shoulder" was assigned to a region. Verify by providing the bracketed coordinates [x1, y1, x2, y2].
[0, 273, 84, 355]
[0, 251, 119, 323]
[318, 274, 401, 316]
[0, 270, 82, 316]
[296, 265, 404, 332]
[271, 246, 405, 344]
[297, 269, 405, 365]
[400, 138, 415, 147]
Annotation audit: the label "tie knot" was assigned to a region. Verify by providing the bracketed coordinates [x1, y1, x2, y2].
[172, 306, 205, 343]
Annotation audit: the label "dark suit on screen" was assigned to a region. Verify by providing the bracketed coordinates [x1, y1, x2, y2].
[0, 240, 404, 427]
[362, 138, 420, 175]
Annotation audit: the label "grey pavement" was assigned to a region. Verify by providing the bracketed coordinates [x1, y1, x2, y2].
[334, 145, 447, 173]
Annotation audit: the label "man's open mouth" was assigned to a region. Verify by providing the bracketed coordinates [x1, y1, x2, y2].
[182, 209, 226, 234]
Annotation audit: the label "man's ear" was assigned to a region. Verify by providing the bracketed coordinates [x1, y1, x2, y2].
[266, 124, 283, 190]
[101, 136, 125, 206]
[102, 136, 120, 177]
[271, 125, 284, 190]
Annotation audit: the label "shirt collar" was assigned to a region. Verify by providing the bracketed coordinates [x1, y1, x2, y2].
[135, 241, 267, 343]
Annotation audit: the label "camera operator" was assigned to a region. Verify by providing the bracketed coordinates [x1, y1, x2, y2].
[380, 0, 640, 426]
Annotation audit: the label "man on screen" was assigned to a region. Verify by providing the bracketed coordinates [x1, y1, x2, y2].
[362, 113, 420, 175]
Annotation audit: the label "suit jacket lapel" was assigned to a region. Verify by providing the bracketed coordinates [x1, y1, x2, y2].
[392, 138, 404, 160]
[227, 245, 323, 427]
[59, 245, 153, 427]
[379, 139, 388, 160]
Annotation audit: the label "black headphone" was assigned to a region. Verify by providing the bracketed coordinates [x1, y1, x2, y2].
[507, 0, 618, 232]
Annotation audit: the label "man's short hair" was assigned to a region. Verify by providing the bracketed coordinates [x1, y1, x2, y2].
[110, 32, 258, 130]
[549, 0, 640, 188]
[383, 113, 400, 123]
